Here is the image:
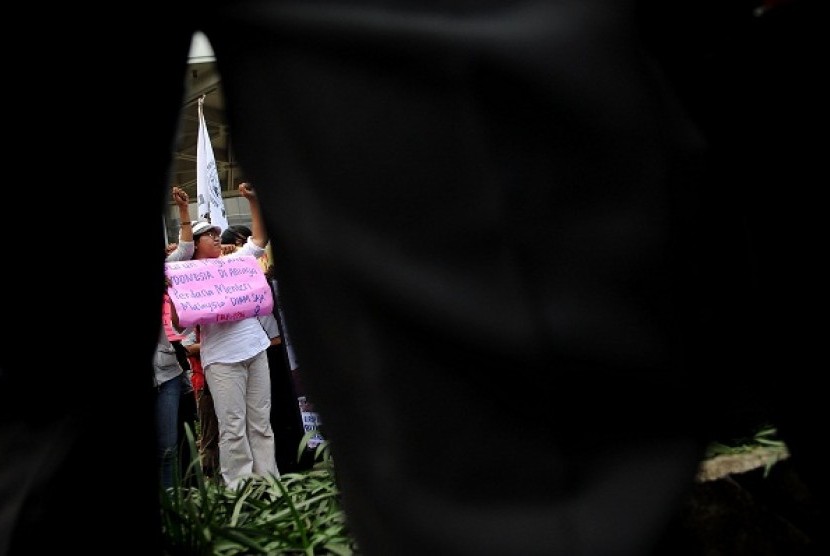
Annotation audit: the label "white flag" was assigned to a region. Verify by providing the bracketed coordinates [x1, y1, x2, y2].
[196, 96, 229, 231]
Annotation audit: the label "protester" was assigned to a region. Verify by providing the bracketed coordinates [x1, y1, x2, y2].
[3, 2, 825, 555]
[220, 224, 251, 249]
[153, 296, 186, 491]
[180, 325, 219, 478]
[152, 186, 195, 490]
[183, 222, 284, 480]
[220, 223, 274, 276]
[171, 183, 279, 489]
[218, 222, 311, 472]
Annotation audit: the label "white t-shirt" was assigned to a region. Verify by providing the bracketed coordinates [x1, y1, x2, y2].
[199, 238, 272, 368]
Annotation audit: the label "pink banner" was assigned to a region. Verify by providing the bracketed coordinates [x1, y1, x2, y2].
[165, 254, 273, 327]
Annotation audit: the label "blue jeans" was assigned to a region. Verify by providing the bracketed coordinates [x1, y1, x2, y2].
[155, 374, 182, 490]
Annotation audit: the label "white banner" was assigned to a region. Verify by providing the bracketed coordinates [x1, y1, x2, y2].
[197, 96, 229, 231]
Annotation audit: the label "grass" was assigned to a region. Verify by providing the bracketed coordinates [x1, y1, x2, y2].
[160, 423, 787, 555]
[159, 425, 358, 555]
[704, 423, 787, 458]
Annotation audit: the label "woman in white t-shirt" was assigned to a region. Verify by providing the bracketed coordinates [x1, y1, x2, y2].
[182, 183, 279, 488]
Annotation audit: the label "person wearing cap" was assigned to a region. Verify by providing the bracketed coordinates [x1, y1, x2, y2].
[190, 221, 221, 241]
[183, 182, 279, 488]
[180, 223, 256, 480]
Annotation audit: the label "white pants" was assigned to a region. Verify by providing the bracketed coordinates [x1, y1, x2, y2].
[205, 350, 279, 487]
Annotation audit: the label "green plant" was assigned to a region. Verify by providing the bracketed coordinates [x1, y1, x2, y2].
[160, 425, 357, 555]
[704, 423, 789, 477]
[705, 424, 786, 457]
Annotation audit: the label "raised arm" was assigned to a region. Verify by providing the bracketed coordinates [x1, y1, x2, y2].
[172, 186, 193, 243]
[166, 188, 195, 262]
[239, 182, 268, 248]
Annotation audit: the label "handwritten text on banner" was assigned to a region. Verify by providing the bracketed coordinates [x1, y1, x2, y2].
[165, 254, 273, 327]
